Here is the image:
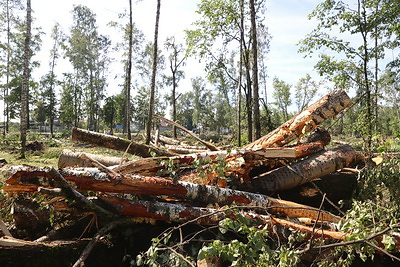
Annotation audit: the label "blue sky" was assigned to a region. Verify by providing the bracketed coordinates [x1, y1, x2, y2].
[32, 0, 324, 106]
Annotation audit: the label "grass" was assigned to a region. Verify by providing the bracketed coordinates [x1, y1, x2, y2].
[0, 132, 142, 185]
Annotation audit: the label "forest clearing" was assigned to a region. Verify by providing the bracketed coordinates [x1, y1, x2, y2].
[1, 0, 400, 266]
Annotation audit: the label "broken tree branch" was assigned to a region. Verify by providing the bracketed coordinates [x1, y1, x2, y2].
[154, 114, 220, 151]
[45, 167, 116, 219]
[72, 218, 134, 267]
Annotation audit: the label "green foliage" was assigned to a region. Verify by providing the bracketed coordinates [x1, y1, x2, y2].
[139, 208, 306, 267]
[316, 157, 400, 266]
[272, 77, 292, 121]
[102, 96, 116, 132]
[197, 213, 303, 266]
[299, 0, 400, 149]
[356, 158, 400, 205]
[63, 5, 110, 131]
[294, 73, 319, 112]
[157, 158, 181, 182]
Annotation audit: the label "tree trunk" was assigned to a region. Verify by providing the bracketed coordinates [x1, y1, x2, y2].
[172, 69, 177, 139]
[250, 145, 362, 192]
[20, 0, 32, 157]
[277, 170, 358, 209]
[237, 0, 245, 147]
[154, 114, 219, 151]
[4, 165, 339, 223]
[4, 0, 11, 135]
[112, 141, 326, 181]
[125, 0, 133, 140]
[249, 0, 261, 140]
[71, 127, 175, 157]
[243, 47, 253, 143]
[58, 149, 126, 168]
[244, 89, 352, 150]
[145, 0, 161, 145]
[152, 133, 180, 145]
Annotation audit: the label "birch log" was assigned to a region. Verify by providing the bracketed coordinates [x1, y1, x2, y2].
[100, 195, 347, 241]
[244, 89, 352, 149]
[4, 166, 340, 223]
[71, 127, 175, 158]
[250, 145, 363, 192]
[58, 149, 126, 168]
[113, 142, 326, 179]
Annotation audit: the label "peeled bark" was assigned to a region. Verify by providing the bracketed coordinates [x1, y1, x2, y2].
[244, 89, 352, 149]
[250, 145, 363, 193]
[58, 149, 127, 168]
[71, 127, 175, 158]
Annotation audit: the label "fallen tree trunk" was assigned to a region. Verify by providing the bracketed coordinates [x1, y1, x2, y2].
[165, 145, 207, 154]
[58, 149, 127, 168]
[4, 166, 340, 223]
[154, 114, 220, 151]
[100, 195, 400, 252]
[71, 127, 175, 158]
[244, 89, 352, 150]
[99, 195, 346, 241]
[250, 145, 363, 193]
[151, 133, 180, 145]
[113, 142, 326, 181]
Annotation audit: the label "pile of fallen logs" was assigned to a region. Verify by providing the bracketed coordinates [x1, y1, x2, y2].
[1, 89, 400, 265]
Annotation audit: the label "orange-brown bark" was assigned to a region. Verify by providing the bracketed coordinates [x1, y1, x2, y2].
[244, 89, 352, 150]
[250, 145, 363, 192]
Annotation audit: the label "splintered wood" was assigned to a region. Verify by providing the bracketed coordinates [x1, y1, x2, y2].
[7, 89, 399, 254]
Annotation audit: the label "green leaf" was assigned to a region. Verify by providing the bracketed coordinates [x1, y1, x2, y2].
[382, 234, 396, 251]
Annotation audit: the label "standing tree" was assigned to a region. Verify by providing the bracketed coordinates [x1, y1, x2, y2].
[40, 22, 62, 137]
[20, 0, 31, 157]
[164, 36, 186, 138]
[186, 0, 270, 143]
[191, 76, 213, 132]
[299, 0, 400, 150]
[294, 73, 319, 113]
[249, 0, 260, 139]
[272, 77, 291, 122]
[146, 0, 161, 145]
[59, 73, 75, 128]
[0, 0, 19, 135]
[108, 5, 144, 137]
[102, 96, 115, 134]
[125, 0, 133, 139]
[64, 5, 110, 131]
[134, 42, 165, 130]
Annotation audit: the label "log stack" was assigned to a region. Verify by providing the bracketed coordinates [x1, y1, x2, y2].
[2, 89, 399, 264]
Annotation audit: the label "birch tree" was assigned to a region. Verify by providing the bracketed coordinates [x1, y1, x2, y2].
[20, 0, 31, 157]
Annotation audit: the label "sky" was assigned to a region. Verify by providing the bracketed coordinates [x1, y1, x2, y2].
[30, 0, 323, 107]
